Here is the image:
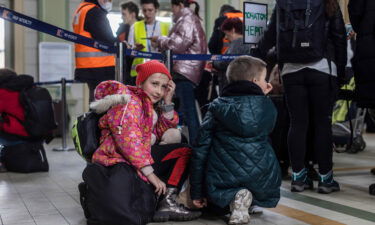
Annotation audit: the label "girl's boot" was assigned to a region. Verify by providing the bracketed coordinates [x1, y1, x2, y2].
[153, 188, 201, 222]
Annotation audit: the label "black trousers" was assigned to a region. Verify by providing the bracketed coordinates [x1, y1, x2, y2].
[283, 68, 337, 174]
[75, 66, 115, 102]
[151, 144, 191, 190]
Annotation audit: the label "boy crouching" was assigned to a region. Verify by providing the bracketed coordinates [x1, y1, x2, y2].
[190, 56, 282, 224]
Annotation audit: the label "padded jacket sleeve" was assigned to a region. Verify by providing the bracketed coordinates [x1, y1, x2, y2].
[328, 8, 347, 79]
[85, 7, 117, 44]
[255, 8, 277, 60]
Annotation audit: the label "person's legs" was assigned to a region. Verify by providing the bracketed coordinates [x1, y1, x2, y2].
[283, 70, 313, 192]
[307, 71, 336, 175]
[151, 144, 191, 190]
[174, 80, 200, 144]
[151, 144, 200, 221]
[306, 71, 340, 194]
[76, 66, 115, 102]
[283, 72, 310, 172]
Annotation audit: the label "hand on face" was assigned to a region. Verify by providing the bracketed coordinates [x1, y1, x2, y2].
[140, 73, 171, 104]
[163, 80, 175, 105]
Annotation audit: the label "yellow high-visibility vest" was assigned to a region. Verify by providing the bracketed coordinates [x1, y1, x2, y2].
[131, 20, 170, 77]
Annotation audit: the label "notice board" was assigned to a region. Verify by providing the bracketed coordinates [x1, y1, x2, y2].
[39, 42, 73, 82]
[243, 2, 268, 44]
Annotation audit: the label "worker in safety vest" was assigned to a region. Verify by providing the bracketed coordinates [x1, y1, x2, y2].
[208, 4, 243, 54]
[72, 0, 117, 101]
[128, 0, 170, 83]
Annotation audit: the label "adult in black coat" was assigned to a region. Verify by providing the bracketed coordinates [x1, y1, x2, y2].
[73, 0, 117, 102]
[348, 0, 375, 109]
[256, 0, 347, 194]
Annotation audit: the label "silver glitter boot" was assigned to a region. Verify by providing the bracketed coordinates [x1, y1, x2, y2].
[153, 188, 201, 222]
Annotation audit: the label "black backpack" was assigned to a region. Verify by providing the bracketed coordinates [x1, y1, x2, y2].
[20, 87, 57, 139]
[72, 112, 102, 162]
[276, 0, 328, 63]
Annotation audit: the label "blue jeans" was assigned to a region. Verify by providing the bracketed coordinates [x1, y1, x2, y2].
[175, 80, 200, 144]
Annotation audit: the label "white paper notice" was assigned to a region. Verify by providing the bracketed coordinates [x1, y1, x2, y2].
[244, 2, 268, 44]
[39, 42, 73, 82]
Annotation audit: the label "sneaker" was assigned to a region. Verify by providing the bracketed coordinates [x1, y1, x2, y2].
[249, 205, 263, 214]
[229, 189, 252, 225]
[317, 170, 340, 194]
[291, 168, 314, 192]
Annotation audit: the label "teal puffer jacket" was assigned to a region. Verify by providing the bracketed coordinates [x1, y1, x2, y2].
[190, 94, 281, 208]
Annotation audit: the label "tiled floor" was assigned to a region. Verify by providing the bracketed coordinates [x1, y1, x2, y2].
[1, 134, 375, 225]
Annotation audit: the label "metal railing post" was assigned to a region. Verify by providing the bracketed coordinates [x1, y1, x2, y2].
[115, 42, 124, 83]
[53, 78, 75, 151]
[164, 50, 173, 72]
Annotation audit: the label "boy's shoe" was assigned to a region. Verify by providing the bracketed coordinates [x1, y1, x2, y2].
[291, 168, 314, 192]
[249, 205, 263, 214]
[317, 170, 340, 194]
[229, 189, 252, 225]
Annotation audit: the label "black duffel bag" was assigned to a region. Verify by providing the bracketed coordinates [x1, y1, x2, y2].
[2, 141, 49, 173]
[81, 163, 157, 225]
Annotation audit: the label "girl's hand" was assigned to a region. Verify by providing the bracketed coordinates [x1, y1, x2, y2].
[147, 173, 167, 196]
[163, 80, 176, 105]
[193, 199, 207, 208]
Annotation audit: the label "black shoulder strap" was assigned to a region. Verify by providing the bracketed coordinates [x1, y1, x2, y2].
[305, 0, 311, 27]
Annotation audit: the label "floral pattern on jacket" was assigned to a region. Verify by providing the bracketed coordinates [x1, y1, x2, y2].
[90, 81, 178, 181]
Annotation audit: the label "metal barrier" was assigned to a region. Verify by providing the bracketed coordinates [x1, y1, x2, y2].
[35, 79, 79, 151]
[0, 6, 248, 151]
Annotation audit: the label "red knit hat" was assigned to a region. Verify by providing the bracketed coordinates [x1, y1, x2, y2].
[135, 60, 172, 86]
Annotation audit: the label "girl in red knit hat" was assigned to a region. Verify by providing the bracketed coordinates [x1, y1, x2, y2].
[82, 60, 200, 224]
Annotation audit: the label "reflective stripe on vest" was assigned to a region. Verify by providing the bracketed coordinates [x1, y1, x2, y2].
[130, 20, 170, 77]
[224, 12, 244, 19]
[221, 12, 244, 54]
[73, 2, 115, 69]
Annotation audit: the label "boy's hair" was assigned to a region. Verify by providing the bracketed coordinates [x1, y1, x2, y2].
[140, 0, 160, 9]
[226, 56, 266, 83]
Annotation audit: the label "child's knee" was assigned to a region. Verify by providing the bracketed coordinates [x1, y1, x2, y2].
[160, 128, 181, 145]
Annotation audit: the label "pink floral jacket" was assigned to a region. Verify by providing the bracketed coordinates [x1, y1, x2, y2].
[90, 82, 178, 181]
